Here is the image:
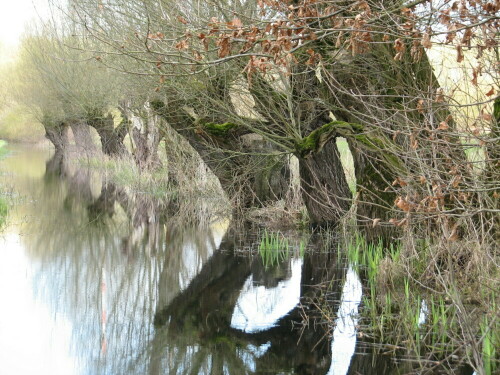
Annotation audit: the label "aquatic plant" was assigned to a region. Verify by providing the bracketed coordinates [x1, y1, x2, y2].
[337, 231, 499, 374]
[481, 314, 499, 375]
[0, 197, 7, 228]
[258, 230, 290, 268]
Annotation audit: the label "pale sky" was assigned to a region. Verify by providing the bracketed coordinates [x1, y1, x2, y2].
[0, 0, 50, 47]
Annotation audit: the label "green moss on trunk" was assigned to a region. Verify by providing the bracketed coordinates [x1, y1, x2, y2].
[295, 121, 360, 157]
[296, 121, 407, 174]
[201, 121, 238, 137]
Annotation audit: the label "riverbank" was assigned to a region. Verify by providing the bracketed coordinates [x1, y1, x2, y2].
[0, 103, 45, 143]
[0, 139, 8, 227]
[0, 139, 7, 156]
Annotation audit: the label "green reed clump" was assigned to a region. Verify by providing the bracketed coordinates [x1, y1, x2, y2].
[259, 230, 290, 268]
[0, 196, 7, 228]
[341, 232, 500, 374]
[481, 313, 499, 375]
[0, 141, 9, 228]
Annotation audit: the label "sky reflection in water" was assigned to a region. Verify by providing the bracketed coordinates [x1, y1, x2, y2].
[0, 145, 363, 375]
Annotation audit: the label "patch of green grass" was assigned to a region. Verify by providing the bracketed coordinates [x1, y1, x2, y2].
[259, 230, 290, 268]
[0, 196, 7, 228]
[481, 315, 499, 375]
[341, 232, 499, 373]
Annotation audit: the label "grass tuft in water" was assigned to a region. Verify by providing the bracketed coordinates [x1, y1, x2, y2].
[340, 232, 499, 373]
[258, 230, 290, 268]
[481, 315, 498, 375]
[0, 140, 9, 228]
[0, 197, 7, 228]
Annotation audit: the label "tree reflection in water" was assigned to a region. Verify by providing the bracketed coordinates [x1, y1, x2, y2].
[7, 149, 476, 375]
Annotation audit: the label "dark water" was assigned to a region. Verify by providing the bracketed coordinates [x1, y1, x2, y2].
[0, 145, 475, 375]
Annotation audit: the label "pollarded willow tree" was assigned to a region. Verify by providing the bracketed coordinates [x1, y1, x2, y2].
[15, 21, 133, 156]
[61, 0, 294, 208]
[60, 0, 498, 240]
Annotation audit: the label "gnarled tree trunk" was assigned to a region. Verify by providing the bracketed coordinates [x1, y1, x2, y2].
[129, 108, 162, 170]
[69, 120, 96, 154]
[299, 141, 352, 225]
[290, 61, 353, 226]
[87, 113, 129, 157]
[152, 98, 290, 210]
[44, 122, 69, 152]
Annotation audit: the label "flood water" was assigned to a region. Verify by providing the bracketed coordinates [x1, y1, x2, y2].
[0, 145, 475, 375]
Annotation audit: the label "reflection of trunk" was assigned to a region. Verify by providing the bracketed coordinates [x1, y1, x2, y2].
[348, 338, 475, 375]
[69, 121, 96, 153]
[151, 226, 336, 375]
[64, 166, 95, 207]
[45, 150, 66, 178]
[299, 141, 352, 225]
[154, 226, 251, 329]
[45, 152, 95, 209]
[87, 183, 119, 221]
[88, 113, 129, 156]
[44, 122, 69, 152]
[346, 339, 401, 375]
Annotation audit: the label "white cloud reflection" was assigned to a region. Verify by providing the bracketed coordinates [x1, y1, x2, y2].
[0, 233, 77, 375]
[328, 266, 363, 375]
[231, 258, 303, 333]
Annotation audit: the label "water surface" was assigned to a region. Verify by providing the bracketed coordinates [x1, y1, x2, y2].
[0, 145, 475, 375]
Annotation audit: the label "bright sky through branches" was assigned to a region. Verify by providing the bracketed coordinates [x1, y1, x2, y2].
[0, 0, 50, 47]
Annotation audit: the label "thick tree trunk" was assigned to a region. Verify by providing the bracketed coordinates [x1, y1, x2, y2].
[44, 122, 69, 152]
[290, 62, 353, 226]
[130, 112, 162, 170]
[88, 113, 129, 157]
[69, 121, 96, 154]
[349, 141, 398, 240]
[299, 141, 352, 225]
[330, 47, 476, 240]
[253, 151, 290, 204]
[152, 100, 290, 209]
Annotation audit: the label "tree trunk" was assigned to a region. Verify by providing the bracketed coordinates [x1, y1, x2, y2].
[486, 96, 500, 194]
[129, 111, 162, 170]
[350, 141, 398, 240]
[44, 122, 69, 152]
[290, 61, 353, 226]
[484, 96, 500, 238]
[299, 141, 352, 225]
[331, 46, 477, 240]
[152, 99, 290, 209]
[88, 113, 129, 157]
[69, 120, 96, 154]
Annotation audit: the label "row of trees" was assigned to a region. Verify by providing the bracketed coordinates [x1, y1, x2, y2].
[16, 0, 499, 241]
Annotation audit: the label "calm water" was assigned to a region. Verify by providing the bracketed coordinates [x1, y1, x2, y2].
[0, 145, 474, 375]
